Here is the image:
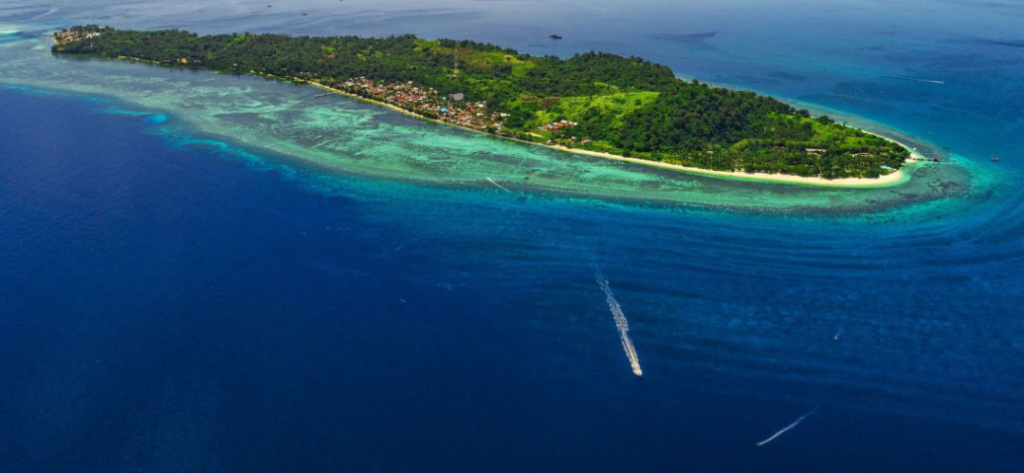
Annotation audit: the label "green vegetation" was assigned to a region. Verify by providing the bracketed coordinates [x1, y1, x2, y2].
[53, 25, 908, 179]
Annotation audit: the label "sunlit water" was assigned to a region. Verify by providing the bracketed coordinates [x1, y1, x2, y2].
[1, 1, 1022, 472]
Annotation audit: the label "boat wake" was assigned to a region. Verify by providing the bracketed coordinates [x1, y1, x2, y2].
[485, 177, 511, 193]
[595, 267, 643, 377]
[27, 7, 60, 22]
[890, 75, 945, 85]
[756, 408, 818, 447]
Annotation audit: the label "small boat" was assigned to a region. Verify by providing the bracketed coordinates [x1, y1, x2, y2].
[549, 34, 563, 40]
[991, 157, 1000, 162]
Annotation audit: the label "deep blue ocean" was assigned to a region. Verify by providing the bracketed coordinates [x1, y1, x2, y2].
[2, 1, 1024, 472]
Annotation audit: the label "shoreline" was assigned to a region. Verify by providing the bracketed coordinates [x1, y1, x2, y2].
[301, 79, 912, 188]
[547, 145, 910, 188]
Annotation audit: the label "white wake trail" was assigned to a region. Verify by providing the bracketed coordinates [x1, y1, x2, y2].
[890, 75, 945, 85]
[595, 269, 643, 377]
[485, 177, 511, 193]
[756, 409, 818, 447]
[28, 7, 60, 22]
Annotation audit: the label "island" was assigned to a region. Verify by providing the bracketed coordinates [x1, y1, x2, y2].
[52, 25, 912, 182]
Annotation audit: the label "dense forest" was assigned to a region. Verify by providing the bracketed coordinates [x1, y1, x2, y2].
[53, 25, 908, 178]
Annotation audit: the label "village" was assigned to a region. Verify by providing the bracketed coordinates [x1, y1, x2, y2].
[327, 77, 595, 148]
[52, 27, 102, 45]
[332, 77, 507, 135]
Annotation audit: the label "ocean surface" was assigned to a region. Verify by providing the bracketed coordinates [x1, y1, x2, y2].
[1, 1, 1023, 472]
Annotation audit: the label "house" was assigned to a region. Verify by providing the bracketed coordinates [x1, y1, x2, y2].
[448, 93, 465, 102]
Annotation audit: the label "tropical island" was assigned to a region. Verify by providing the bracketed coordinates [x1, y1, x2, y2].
[52, 25, 912, 181]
